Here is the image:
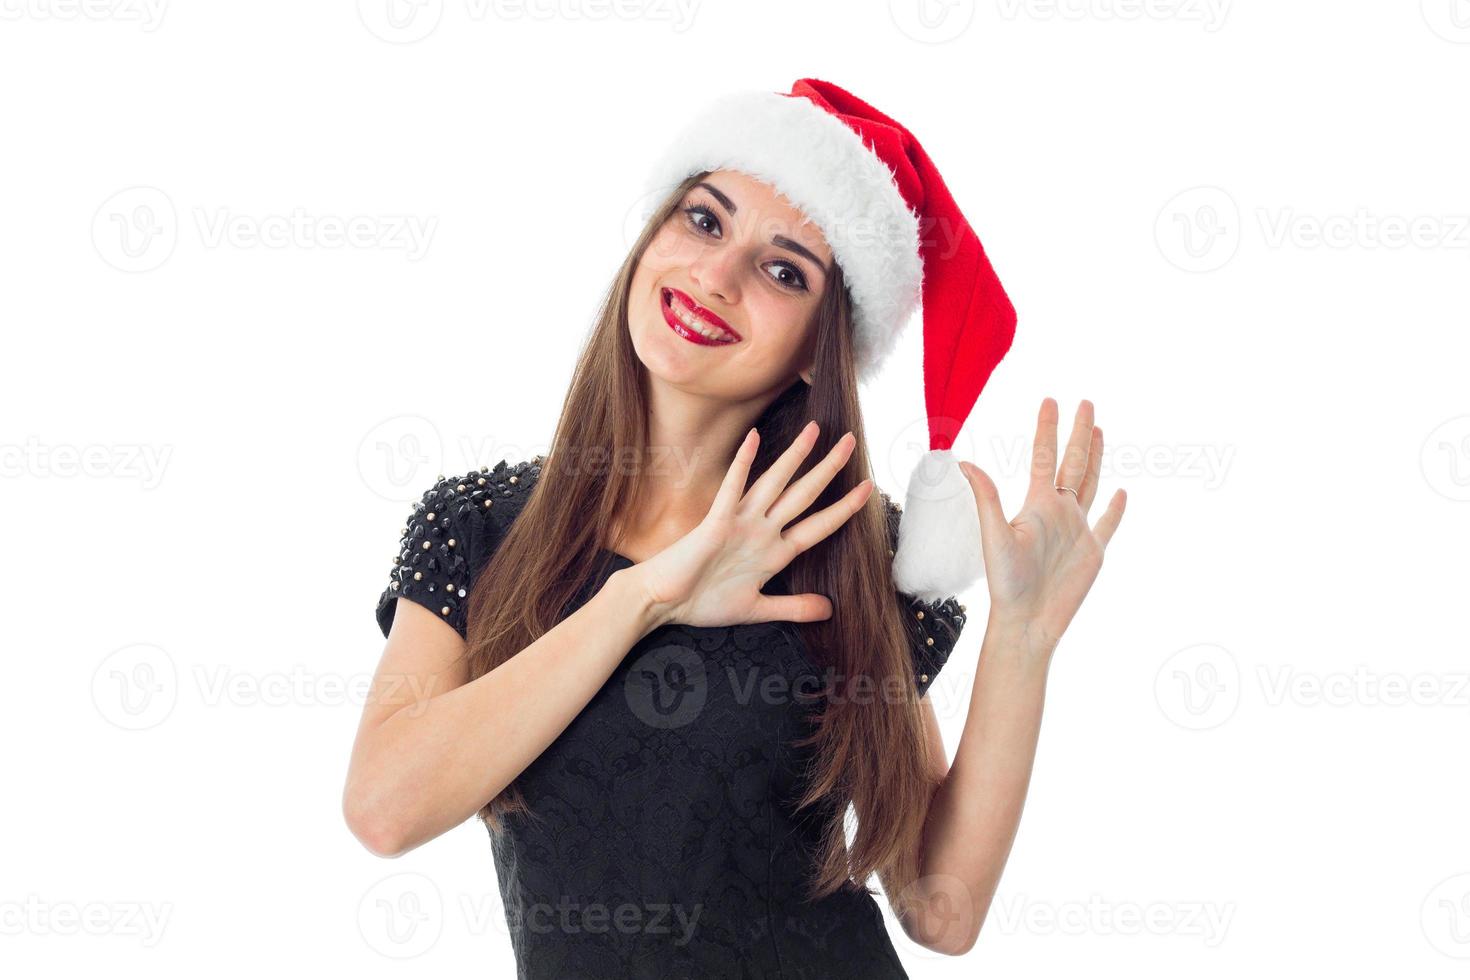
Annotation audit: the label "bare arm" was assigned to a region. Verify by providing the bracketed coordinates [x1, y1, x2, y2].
[342, 565, 663, 858]
[894, 621, 1052, 955]
[887, 398, 1127, 954]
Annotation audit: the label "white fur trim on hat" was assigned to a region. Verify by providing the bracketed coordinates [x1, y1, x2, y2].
[640, 89, 923, 386]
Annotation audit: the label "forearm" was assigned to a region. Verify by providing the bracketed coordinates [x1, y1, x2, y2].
[359, 567, 661, 855]
[910, 617, 1053, 954]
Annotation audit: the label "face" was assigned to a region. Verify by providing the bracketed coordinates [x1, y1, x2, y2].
[628, 169, 835, 399]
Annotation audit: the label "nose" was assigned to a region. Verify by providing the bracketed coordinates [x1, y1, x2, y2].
[686, 243, 738, 307]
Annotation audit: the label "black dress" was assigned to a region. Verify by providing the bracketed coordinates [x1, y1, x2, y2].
[375, 457, 968, 980]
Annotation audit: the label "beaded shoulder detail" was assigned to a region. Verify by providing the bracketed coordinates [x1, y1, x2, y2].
[880, 490, 969, 698]
[375, 455, 545, 640]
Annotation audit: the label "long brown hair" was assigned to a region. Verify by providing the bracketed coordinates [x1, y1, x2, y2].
[462, 170, 939, 910]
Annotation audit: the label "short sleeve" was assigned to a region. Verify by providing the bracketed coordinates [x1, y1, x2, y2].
[882, 491, 969, 698]
[375, 457, 543, 641]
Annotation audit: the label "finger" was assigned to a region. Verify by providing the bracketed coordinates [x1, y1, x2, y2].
[1056, 399, 1095, 496]
[744, 419, 820, 514]
[767, 429, 858, 527]
[1091, 488, 1127, 548]
[780, 478, 873, 555]
[711, 427, 761, 517]
[753, 592, 834, 624]
[1028, 397, 1060, 500]
[1077, 425, 1103, 514]
[960, 461, 1009, 553]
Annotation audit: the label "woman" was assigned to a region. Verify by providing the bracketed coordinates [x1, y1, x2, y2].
[344, 78, 1126, 979]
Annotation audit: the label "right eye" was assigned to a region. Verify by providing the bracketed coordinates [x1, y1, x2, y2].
[682, 203, 720, 238]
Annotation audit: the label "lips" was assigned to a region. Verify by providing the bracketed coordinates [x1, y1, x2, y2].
[661, 286, 741, 345]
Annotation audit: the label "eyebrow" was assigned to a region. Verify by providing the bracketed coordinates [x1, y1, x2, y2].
[695, 181, 831, 277]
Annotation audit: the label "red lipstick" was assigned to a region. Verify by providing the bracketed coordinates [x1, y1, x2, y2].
[661, 287, 741, 345]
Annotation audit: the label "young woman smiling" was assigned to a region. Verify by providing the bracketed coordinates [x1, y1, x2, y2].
[344, 78, 1125, 979]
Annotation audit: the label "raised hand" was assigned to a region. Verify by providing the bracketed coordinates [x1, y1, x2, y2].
[632, 420, 874, 629]
[959, 398, 1126, 655]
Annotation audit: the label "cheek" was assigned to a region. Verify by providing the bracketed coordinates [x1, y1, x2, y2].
[644, 220, 695, 268]
[743, 295, 815, 365]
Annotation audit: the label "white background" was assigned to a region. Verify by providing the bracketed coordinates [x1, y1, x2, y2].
[3, 1, 1468, 977]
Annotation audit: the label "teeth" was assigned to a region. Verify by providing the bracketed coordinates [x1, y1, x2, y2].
[667, 290, 733, 342]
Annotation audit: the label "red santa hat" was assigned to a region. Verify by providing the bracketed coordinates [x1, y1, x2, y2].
[640, 77, 1017, 602]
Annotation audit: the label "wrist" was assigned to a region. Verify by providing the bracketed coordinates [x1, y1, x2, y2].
[606, 566, 674, 638]
[983, 612, 1059, 668]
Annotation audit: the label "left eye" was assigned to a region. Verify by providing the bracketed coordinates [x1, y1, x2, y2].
[681, 204, 810, 293]
[766, 262, 807, 291]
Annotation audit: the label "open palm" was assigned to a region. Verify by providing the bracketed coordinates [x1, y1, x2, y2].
[960, 398, 1126, 653]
